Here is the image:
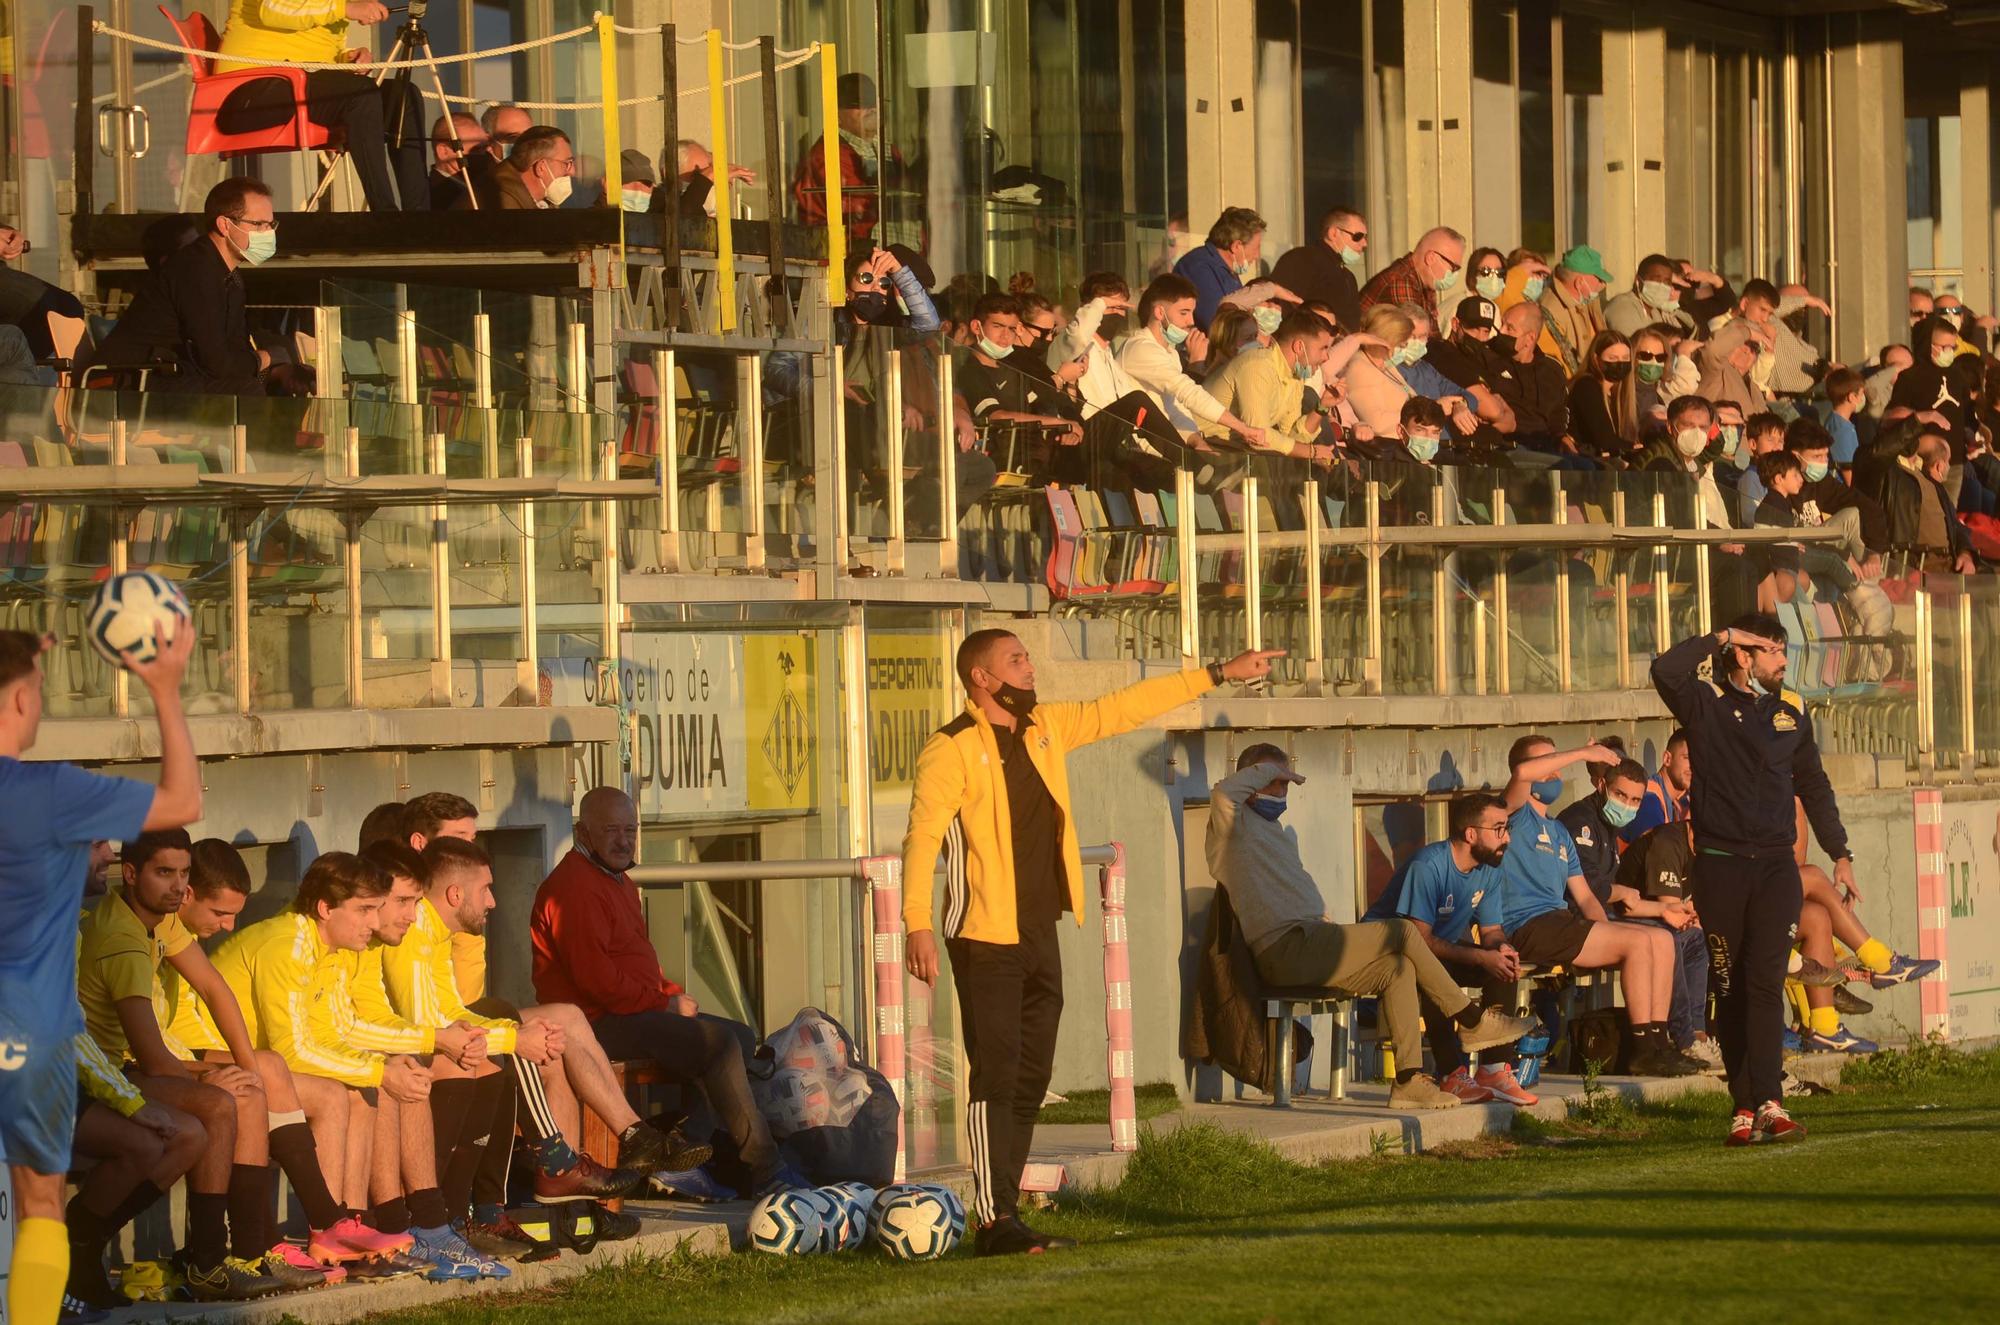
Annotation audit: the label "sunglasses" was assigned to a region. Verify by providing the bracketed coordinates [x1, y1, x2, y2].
[1474, 265, 1502, 278]
[1636, 351, 1667, 363]
[1338, 226, 1368, 243]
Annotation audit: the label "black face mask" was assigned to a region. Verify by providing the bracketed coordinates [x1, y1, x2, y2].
[1601, 360, 1632, 382]
[850, 290, 889, 322]
[992, 681, 1037, 718]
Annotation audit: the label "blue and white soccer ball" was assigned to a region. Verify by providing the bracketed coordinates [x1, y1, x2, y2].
[796, 1187, 843, 1253]
[870, 1183, 965, 1261]
[747, 1189, 824, 1256]
[816, 1183, 875, 1252]
[86, 571, 190, 668]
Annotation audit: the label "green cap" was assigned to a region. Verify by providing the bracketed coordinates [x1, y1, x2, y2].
[1559, 245, 1612, 283]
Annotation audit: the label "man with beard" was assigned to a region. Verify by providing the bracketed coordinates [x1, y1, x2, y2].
[1363, 792, 1539, 1106]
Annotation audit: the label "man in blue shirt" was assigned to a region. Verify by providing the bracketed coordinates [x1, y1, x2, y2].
[1173, 206, 1266, 329]
[1499, 735, 1699, 1078]
[0, 627, 202, 1325]
[1622, 729, 1692, 845]
[1364, 792, 1537, 1106]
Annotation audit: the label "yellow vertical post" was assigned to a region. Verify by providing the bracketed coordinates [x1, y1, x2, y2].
[597, 14, 624, 268]
[819, 42, 845, 309]
[707, 29, 737, 332]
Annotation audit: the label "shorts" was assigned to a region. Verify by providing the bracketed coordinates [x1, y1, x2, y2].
[1508, 911, 1595, 969]
[0, 1030, 78, 1173]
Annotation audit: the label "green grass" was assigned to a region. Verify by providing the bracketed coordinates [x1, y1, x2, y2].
[370, 1048, 2000, 1324]
[1035, 1082, 1183, 1126]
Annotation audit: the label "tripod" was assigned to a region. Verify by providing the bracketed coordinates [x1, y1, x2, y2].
[305, 6, 477, 210]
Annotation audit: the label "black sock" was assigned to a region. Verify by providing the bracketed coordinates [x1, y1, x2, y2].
[1394, 1067, 1422, 1085]
[407, 1187, 450, 1231]
[267, 1121, 343, 1232]
[368, 1196, 411, 1236]
[1454, 1005, 1485, 1030]
[186, 1191, 230, 1270]
[228, 1163, 271, 1260]
[65, 1193, 121, 1249]
[63, 1197, 120, 1302]
[107, 1179, 166, 1231]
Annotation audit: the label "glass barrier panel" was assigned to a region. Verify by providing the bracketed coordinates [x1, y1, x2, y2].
[357, 404, 439, 707]
[247, 498, 349, 712]
[129, 500, 234, 718]
[535, 499, 607, 661]
[1, 497, 116, 719]
[1554, 469, 1622, 691]
[1505, 540, 1564, 696]
[1499, 465, 1561, 530]
[447, 501, 527, 667]
[843, 334, 896, 567]
[897, 339, 947, 545]
[617, 497, 667, 577]
[1972, 575, 2000, 767]
[1444, 543, 1501, 696]
[1254, 458, 1314, 693]
[1380, 543, 1439, 696]
[1931, 576, 1968, 767]
[1195, 474, 1250, 664]
[1618, 471, 1665, 678]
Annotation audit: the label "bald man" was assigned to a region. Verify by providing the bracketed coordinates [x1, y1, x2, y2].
[1359, 225, 1466, 325]
[530, 789, 799, 1197]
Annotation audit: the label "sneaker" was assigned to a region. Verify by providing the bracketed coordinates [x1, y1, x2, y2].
[1386, 1073, 1465, 1109]
[346, 1253, 424, 1281]
[1439, 1065, 1496, 1104]
[651, 1166, 738, 1203]
[533, 1153, 646, 1203]
[1793, 953, 1846, 987]
[309, 1215, 415, 1263]
[751, 1163, 815, 1198]
[1682, 1037, 1726, 1074]
[184, 1257, 287, 1302]
[64, 1250, 126, 1311]
[1474, 1061, 1540, 1106]
[1781, 1027, 1803, 1053]
[1628, 1041, 1701, 1077]
[1458, 1007, 1539, 1054]
[974, 1215, 1045, 1257]
[1015, 1217, 1076, 1252]
[406, 1227, 486, 1282]
[1724, 1108, 1757, 1147]
[1752, 1100, 1807, 1143]
[1832, 985, 1874, 1017]
[1802, 1025, 1878, 1055]
[258, 1243, 335, 1290]
[59, 1293, 110, 1325]
[1869, 953, 1942, 989]
[586, 1203, 642, 1243]
[458, 1214, 536, 1262]
[616, 1121, 713, 1175]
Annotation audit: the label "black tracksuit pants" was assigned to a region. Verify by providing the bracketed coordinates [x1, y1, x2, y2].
[1418, 955, 1518, 1076]
[1692, 850, 1803, 1110]
[948, 922, 1062, 1225]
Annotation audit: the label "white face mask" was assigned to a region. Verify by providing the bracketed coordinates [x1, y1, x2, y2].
[542, 168, 574, 207]
[620, 186, 650, 213]
[1676, 426, 1707, 458]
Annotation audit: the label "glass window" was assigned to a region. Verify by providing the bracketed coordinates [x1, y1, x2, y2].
[1470, 3, 1519, 250]
[1516, 0, 1555, 257]
[1300, 1, 1366, 258]
[1370, 0, 1406, 254]
[1562, 14, 1605, 253]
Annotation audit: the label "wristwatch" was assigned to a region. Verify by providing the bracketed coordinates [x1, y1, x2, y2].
[1206, 661, 1227, 687]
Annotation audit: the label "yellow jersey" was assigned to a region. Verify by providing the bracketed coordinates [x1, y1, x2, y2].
[202, 912, 386, 1087]
[75, 887, 195, 1064]
[378, 898, 517, 1053]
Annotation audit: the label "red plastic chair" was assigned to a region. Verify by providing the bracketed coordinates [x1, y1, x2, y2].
[158, 5, 332, 158]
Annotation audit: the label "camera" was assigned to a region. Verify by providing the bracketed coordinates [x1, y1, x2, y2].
[405, 0, 427, 21]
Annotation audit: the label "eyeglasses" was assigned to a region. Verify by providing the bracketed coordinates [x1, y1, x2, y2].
[1029, 320, 1058, 335]
[1636, 350, 1667, 363]
[852, 270, 882, 288]
[1475, 822, 1512, 837]
[230, 216, 279, 233]
[1431, 251, 1463, 275]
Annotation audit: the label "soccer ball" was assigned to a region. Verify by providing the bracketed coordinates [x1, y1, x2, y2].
[746, 1189, 823, 1256]
[86, 571, 190, 668]
[764, 1071, 835, 1136]
[870, 1184, 965, 1261]
[817, 1184, 875, 1252]
[796, 1187, 844, 1253]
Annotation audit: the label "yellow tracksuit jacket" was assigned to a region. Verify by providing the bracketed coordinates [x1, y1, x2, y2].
[378, 898, 518, 1053]
[901, 666, 1214, 944]
[345, 946, 438, 1056]
[201, 913, 389, 1088]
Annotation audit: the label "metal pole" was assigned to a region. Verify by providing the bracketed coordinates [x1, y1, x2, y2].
[1554, 473, 1572, 692]
[657, 347, 682, 572]
[937, 348, 959, 571]
[1242, 474, 1262, 653]
[759, 35, 789, 336]
[1364, 480, 1381, 693]
[232, 423, 251, 714]
[1493, 483, 1510, 694]
[1613, 487, 1632, 690]
[110, 415, 129, 718]
[345, 426, 364, 707]
[660, 24, 683, 333]
[1959, 582, 1975, 767]
[1176, 465, 1198, 660]
[1652, 491, 1671, 656]
[829, 344, 851, 571]
[1432, 479, 1449, 695]
[1916, 589, 1935, 759]
[885, 348, 907, 573]
[1099, 844, 1137, 1153]
[742, 353, 767, 569]
[74, 8, 96, 224]
[1303, 477, 1324, 685]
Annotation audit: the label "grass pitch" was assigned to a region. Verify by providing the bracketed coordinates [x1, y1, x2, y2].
[370, 1045, 2000, 1324]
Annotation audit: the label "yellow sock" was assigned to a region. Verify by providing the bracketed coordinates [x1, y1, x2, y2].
[1810, 1004, 1841, 1037]
[1785, 977, 1811, 1028]
[1856, 937, 1892, 974]
[8, 1216, 69, 1325]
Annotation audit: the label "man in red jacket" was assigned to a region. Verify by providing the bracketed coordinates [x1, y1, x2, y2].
[531, 787, 797, 1195]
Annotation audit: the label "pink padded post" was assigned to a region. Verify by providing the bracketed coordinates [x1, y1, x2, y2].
[864, 855, 908, 1180]
[1099, 843, 1137, 1152]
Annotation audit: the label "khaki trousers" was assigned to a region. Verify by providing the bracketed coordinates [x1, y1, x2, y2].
[1254, 918, 1473, 1067]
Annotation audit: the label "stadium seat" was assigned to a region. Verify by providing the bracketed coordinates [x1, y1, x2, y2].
[158, 6, 335, 161]
[579, 1058, 666, 1211]
[1261, 990, 1349, 1107]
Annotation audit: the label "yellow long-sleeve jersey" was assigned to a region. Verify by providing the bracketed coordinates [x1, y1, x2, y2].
[339, 944, 439, 1057]
[201, 913, 387, 1088]
[378, 898, 517, 1053]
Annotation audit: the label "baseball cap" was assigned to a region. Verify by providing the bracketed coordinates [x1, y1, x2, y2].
[1559, 245, 1612, 284]
[619, 149, 655, 186]
[1455, 295, 1498, 331]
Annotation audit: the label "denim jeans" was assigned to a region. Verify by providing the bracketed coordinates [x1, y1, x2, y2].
[1630, 916, 1710, 1048]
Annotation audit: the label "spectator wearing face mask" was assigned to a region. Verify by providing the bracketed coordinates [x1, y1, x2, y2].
[1932, 292, 1993, 356]
[839, 245, 939, 333]
[1268, 207, 1367, 332]
[476, 126, 577, 210]
[1495, 251, 1551, 313]
[1205, 310, 1361, 466]
[1358, 226, 1466, 327]
[1388, 306, 1486, 439]
[1820, 366, 1867, 475]
[1489, 300, 1573, 457]
[426, 113, 487, 211]
[1786, 417, 1888, 562]
[1884, 432, 1978, 573]
[1606, 254, 1698, 339]
[1567, 330, 1639, 462]
[1675, 260, 1737, 330]
[655, 139, 758, 220]
[1536, 245, 1612, 377]
[1424, 295, 1520, 438]
[794, 72, 906, 245]
[1697, 320, 1767, 415]
[1890, 316, 1978, 451]
[1339, 305, 1423, 438]
[1047, 271, 1212, 487]
[1114, 274, 1266, 448]
[1645, 323, 1704, 404]
[1642, 396, 1734, 529]
[1463, 247, 1508, 307]
[1346, 394, 1452, 469]
[1174, 207, 1269, 329]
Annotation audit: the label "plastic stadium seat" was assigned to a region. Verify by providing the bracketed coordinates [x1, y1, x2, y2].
[158, 6, 334, 160]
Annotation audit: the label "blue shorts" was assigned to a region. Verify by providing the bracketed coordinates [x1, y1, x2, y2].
[0, 1029, 77, 1174]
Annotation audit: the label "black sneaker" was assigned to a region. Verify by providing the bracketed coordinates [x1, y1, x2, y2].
[1016, 1217, 1077, 1252]
[585, 1202, 642, 1243]
[458, 1214, 536, 1261]
[1832, 984, 1874, 1017]
[974, 1215, 1045, 1257]
[1628, 1041, 1701, 1078]
[617, 1122, 712, 1175]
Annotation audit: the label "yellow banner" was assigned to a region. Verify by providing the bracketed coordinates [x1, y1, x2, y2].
[865, 631, 956, 791]
[743, 633, 817, 811]
[820, 41, 844, 308]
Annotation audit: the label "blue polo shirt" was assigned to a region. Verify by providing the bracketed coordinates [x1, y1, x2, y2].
[0, 758, 155, 1044]
[1824, 411, 1859, 467]
[1498, 802, 1583, 932]
[1363, 841, 1503, 945]
[1173, 244, 1244, 330]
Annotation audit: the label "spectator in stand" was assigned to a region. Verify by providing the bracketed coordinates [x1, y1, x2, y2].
[1789, 416, 1889, 562]
[1642, 398, 1752, 612]
[1491, 300, 1572, 456]
[1767, 286, 1833, 400]
[1567, 330, 1639, 463]
[1496, 737, 1701, 1076]
[1614, 814, 1723, 1070]
[477, 105, 532, 163]
[1204, 306, 1261, 375]
[1630, 327, 1676, 431]
[214, 0, 425, 212]
[476, 126, 576, 211]
[1822, 366, 1866, 476]
[1891, 316, 1977, 447]
[1359, 792, 1540, 1107]
[1210, 750, 1535, 1110]
[0, 219, 87, 372]
[1497, 250, 1550, 309]
[1358, 226, 1466, 327]
[531, 788, 802, 1196]
[1606, 254, 1699, 338]
[1046, 271, 1214, 488]
[957, 293, 1084, 477]
[1624, 729, 1692, 845]
[1884, 431, 1978, 573]
[794, 72, 906, 245]
[611, 149, 655, 212]
[1268, 206, 1366, 331]
[427, 113, 487, 211]
[1348, 395, 1446, 467]
[1338, 305, 1421, 438]
[656, 139, 758, 220]
[1205, 310, 1355, 465]
[1173, 207, 1270, 328]
[90, 179, 298, 397]
[1535, 246, 1612, 377]
[1393, 307, 1487, 439]
[1732, 411, 1789, 525]
[1466, 247, 1507, 304]
[1910, 286, 1935, 329]
[1116, 274, 1267, 448]
[1697, 319, 1767, 415]
[1424, 295, 1519, 438]
[1675, 259, 1737, 330]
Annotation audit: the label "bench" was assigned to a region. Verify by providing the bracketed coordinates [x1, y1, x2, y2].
[579, 1058, 668, 1211]
[1262, 990, 1351, 1107]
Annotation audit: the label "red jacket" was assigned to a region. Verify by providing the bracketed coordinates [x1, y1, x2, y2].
[530, 849, 682, 1020]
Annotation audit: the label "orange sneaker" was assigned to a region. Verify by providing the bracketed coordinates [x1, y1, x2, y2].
[1474, 1062, 1539, 1106]
[1440, 1066, 1495, 1103]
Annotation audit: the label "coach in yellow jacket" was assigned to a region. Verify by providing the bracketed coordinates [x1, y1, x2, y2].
[902, 630, 1279, 1255]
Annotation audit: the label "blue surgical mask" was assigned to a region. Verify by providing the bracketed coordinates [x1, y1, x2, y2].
[1254, 306, 1283, 336]
[1337, 244, 1364, 268]
[1804, 460, 1829, 482]
[1531, 776, 1565, 805]
[1476, 272, 1505, 300]
[233, 221, 276, 266]
[1523, 275, 1547, 302]
[1292, 355, 1315, 381]
[1405, 432, 1441, 463]
[1235, 260, 1258, 280]
[1248, 795, 1288, 823]
[1602, 796, 1639, 829]
[1433, 264, 1460, 294]
[976, 335, 1013, 361]
[620, 186, 651, 213]
[1163, 321, 1190, 346]
[1641, 280, 1679, 309]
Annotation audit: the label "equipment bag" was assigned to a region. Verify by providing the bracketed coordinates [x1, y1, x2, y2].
[750, 1007, 900, 1186]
